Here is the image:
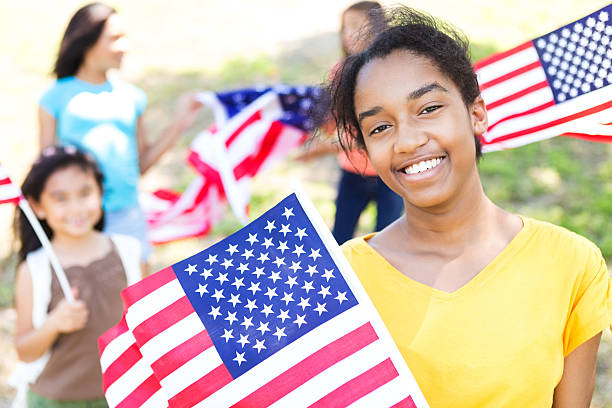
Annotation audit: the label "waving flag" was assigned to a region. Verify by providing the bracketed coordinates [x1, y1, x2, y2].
[0, 163, 22, 205]
[101, 192, 428, 408]
[475, 5, 611, 151]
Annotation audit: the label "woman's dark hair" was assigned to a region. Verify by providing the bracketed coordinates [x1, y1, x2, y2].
[340, 1, 384, 57]
[14, 146, 105, 262]
[324, 6, 483, 159]
[53, 3, 116, 78]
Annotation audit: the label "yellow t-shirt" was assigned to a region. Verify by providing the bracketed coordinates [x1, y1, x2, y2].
[341, 217, 611, 408]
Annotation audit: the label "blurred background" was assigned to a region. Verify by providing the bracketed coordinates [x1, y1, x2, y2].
[0, 0, 610, 406]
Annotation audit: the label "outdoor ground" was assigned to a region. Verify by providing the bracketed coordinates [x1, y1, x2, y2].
[0, 0, 610, 406]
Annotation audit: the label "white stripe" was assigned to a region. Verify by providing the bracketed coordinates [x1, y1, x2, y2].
[138, 312, 205, 363]
[160, 346, 223, 398]
[227, 119, 276, 166]
[104, 358, 155, 408]
[0, 165, 9, 179]
[125, 279, 184, 328]
[480, 67, 547, 107]
[196, 305, 369, 408]
[348, 376, 413, 408]
[139, 389, 169, 408]
[0, 183, 20, 201]
[100, 330, 135, 373]
[269, 340, 390, 407]
[476, 46, 539, 85]
[485, 87, 554, 131]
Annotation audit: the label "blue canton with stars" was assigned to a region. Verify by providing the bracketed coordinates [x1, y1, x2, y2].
[534, 5, 611, 104]
[173, 193, 358, 378]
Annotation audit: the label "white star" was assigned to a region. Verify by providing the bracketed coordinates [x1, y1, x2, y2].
[308, 248, 321, 261]
[277, 309, 290, 323]
[297, 297, 311, 310]
[226, 244, 239, 256]
[184, 264, 197, 276]
[200, 268, 213, 280]
[228, 293, 241, 307]
[272, 257, 286, 267]
[322, 268, 335, 281]
[285, 275, 298, 288]
[247, 282, 261, 295]
[314, 302, 327, 316]
[231, 277, 245, 290]
[301, 280, 314, 294]
[237, 263, 249, 274]
[294, 314, 307, 328]
[245, 298, 258, 312]
[264, 287, 278, 300]
[305, 265, 318, 277]
[246, 233, 258, 246]
[205, 254, 218, 265]
[237, 334, 249, 348]
[288, 261, 301, 273]
[211, 289, 225, 302]
[293, 244, 305, 257]
[261, 304, 274, 318]
[279, 224, 292, 236]
[294, 227, 308, 240]
[233, 351, 246, 366]
[225, 311, 238, 325]
[221, 329, 234, 342]
[221, 258, 233, 269]
[335, 291, 348, 304]
[282, 207, 294, 220]
[264, 220, 276, 233]
[216, 272, 229, 285]
[273, 326, 287, 341]
[241, 316, 254, 330]
[241, 249, 254, 260]
[257, 252, 270, 263]
[318, 285, 331, 299]
[277, 240, 289, 253]
[261, 237, 274, 249]
[253, 339, 266, 354]
[256, 321, 270, 335]
[209, 306, 221, 320]
[281, 292, 294, 305]
[269, 271, 282, 283]
[252, 266, 266, 278]
[195, 283, 208, 297]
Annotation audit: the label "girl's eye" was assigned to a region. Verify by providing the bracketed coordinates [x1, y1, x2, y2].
[369, 124, 391, 136]
[420, 105, 442, 115]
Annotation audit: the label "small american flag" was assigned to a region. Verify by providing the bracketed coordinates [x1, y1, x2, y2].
[0, 163, 22, 205]
[100, 192, 428, 408]
[475, 5, 611, 151]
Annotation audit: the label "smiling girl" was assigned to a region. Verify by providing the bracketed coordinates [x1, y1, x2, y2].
[322, 7, 612, 407]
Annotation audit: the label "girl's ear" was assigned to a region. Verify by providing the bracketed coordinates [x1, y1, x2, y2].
[27, 197, 45, 220]
[470, 96, 488, 137]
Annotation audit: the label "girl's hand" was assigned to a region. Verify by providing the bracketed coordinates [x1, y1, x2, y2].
[47, 288, 89, 334]
[173, 92, 204, 132]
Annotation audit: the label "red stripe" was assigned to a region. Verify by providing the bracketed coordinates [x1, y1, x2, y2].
[152, 330, 213, 380]
[0, 197, 20, 205]
[115, 374, 163, 408]
[0, 178, 12, 185]
[168, 364, 233, 407]
[479, 61, 541, 91]
[233, 120, 284, 180]
[99, 317, 129, 354]
[232, 322, 379, 408]
[485, 81, 549, 110]
[562, 132, 612, 143]
[132, 296, 193, 345]
[486, 100, 555, 132]
[308, 358, 399, 408]
[390, 396, 417, 408]
[473, 41, 533, 70]
[225, 110, 262, 147]
[487, 100, 612, 143]
[121, 267, 177, 308]
[102, 344, 142, 392]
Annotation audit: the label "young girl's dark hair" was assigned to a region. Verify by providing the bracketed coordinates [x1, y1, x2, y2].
[326, 6, 483, 158]
[14, 146, 105, 262]
[340, 1, 384, 57]
[53, 2, 116, 79]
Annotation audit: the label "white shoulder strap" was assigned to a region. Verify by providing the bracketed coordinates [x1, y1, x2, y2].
[26, 248, 52, 329]
[110, 234, 142, 285]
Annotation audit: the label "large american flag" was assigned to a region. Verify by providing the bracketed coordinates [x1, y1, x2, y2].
[475, 4, 611, 151]
[100, 192, 428, 407]
[0, 163, 22, 205]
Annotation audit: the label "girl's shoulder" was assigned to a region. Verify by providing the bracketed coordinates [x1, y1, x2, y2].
[522, 216, 602, 259]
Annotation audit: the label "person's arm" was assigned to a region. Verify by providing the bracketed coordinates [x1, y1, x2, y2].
[552, 332, 602, 408]
[137, 93, 203, 174]
[14, 262, 88, 362]
[38, 106, 57, 151]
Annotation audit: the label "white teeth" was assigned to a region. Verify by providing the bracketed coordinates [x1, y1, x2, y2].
[404, 157, 442, 175]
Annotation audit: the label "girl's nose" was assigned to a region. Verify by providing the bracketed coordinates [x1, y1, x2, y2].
[394, 124, 429, 154]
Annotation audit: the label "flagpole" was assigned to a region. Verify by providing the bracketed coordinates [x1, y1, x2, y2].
[18, 199, 74, 302]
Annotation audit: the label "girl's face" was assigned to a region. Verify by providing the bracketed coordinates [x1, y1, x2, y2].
[85, 13, 128, 71]
[32, 166, 102, 240]
[342, 9, 370, 55]
[354, 50, 488, 210]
